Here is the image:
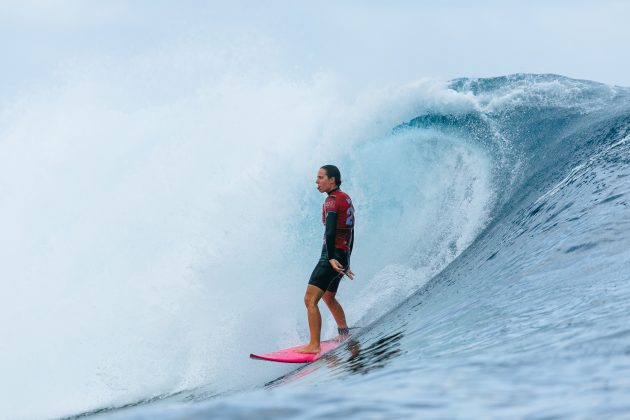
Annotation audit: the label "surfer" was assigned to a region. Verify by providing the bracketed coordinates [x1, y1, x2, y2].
[297, 165, 355, 354]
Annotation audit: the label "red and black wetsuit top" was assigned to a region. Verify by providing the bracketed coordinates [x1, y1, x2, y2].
[322, 187, 355, 259]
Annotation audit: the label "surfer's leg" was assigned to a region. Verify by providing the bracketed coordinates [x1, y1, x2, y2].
[297, 285, 325, 354]
[322, 291, 348, 331]
[323, 291, 349, 341]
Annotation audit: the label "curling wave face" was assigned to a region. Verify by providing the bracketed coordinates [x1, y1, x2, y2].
[108, 74, 630, 419]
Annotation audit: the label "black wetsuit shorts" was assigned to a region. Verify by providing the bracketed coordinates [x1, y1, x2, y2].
[308, 245, 350, 293]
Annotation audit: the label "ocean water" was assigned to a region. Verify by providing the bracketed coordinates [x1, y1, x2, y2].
[1, 73, 629, 419]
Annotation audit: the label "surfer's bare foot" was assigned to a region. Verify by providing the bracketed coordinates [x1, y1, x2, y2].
[296, 344, 320, 354]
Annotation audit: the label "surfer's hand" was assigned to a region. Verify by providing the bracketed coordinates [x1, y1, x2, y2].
[329, 259, 344, 274]
[329, 259, 355, 280]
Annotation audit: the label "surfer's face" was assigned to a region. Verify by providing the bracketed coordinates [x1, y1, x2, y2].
[316, 168, 336, 193]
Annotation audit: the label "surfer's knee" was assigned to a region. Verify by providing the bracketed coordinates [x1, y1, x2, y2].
[304, 294, 319, 309]
[304, 285, 324, 309]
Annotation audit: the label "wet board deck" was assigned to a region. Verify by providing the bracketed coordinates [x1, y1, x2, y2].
[250, 340, 341, 363]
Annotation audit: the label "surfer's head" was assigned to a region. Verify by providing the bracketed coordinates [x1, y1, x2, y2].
[321, 165, 342, 186]
[317, 165, 342, 193]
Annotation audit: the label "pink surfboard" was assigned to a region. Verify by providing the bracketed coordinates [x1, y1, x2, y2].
[250, 340, 341, 363]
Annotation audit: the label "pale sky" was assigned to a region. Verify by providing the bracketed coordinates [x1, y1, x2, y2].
[1, 0, 629, 102]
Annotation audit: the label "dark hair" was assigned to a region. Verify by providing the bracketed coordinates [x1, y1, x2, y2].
[321, 165, 342, 186]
